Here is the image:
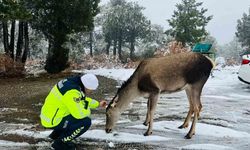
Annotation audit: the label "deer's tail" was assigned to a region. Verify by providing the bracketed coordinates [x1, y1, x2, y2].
[205, 56, 216, 69]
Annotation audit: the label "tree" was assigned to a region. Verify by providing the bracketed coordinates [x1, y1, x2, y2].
[143, 24, 171, 48]
[64, 32, 88, 62]
[28, 0, 100, 73]
[102, 0, 151, 60]
[217, 37, 243, 62]
[124, 2, 151, 59]
[102, 0, 126, 59]
[28, 29, 48, 60]
[236, 8, 250, 54]
[0, 22, 2, 52]
[166, 0, 212, 47]
[0, 0, 31, 73]
[137, 24, 171, 58]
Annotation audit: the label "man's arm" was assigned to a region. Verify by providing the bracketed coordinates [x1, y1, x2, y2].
[62, 90, 90, 119]
[84, 97, 99, 109]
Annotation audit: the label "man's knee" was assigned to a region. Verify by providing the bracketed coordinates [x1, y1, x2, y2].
[79, 117, 91, 128]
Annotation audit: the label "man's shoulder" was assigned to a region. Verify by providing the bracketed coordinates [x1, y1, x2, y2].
[57, 77, 81, 95]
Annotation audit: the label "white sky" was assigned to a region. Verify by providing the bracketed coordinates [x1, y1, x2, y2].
[101, 0, 250, 45]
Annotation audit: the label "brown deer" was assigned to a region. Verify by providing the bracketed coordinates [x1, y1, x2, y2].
[105, 52, 214, 139]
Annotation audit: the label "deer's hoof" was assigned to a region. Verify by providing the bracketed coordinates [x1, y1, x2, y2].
[178, 124, 188, 129]
[184, 133, 194, 139]
[144, 131, 152, 136]
[184, 134, 192, 139]
[143, 122, 149, 126]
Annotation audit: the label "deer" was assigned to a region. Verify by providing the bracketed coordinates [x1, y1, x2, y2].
[105, 52, 214, 139]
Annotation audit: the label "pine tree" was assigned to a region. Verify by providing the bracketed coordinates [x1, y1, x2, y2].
[166, 0, 212, 47]
[28, 0, 100, 73]
[236, 8, 250, 53]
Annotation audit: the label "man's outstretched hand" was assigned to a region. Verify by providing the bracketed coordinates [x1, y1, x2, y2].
[99, 100, 107, 108]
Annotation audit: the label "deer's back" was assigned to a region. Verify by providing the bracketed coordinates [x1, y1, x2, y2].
[136, 52, 213, 93]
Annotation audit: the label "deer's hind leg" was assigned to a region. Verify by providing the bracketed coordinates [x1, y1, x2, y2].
[144, 93, 159, 136]
[185, 80, 206, 139]
[179, 86, 193, 129]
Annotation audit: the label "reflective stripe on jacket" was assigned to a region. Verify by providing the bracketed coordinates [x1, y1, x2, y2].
[40, 77, 99, 128]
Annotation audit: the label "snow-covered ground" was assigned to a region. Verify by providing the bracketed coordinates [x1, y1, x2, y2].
[84, 65, 250, 149]
[1, 65, 250, 150]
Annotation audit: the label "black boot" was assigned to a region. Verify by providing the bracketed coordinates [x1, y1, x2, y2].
[49, 130, 61, 140]
[51, 139, 76, 150]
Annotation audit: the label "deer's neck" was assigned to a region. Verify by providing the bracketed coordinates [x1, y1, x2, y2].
[116, 82, 139, 111]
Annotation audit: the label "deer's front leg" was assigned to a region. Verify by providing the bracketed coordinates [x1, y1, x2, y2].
[143, 99, 151, 126]
[144, 93, 159, 136]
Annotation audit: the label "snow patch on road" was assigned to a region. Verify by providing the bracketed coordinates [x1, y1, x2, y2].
[0, 140, 29, 147]
[2, 128, 170, 143]
[129, 121, 250, 138]
[180, 144, 234, 150]
[80, 129, 171, 143]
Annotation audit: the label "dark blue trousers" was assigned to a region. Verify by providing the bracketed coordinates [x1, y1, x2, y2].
[52, 115, 91, 142]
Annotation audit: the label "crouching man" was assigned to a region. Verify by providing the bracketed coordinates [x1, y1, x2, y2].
[40, 73, 107, 150]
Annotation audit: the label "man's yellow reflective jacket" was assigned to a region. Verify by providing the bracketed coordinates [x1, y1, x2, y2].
[40, 76, 99, 128]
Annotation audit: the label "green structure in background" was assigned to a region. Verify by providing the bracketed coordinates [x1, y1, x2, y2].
[192, 43, 215, 60]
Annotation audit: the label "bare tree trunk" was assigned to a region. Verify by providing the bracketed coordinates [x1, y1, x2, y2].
[105, 40, 111, 55]
[0, 22, 1, 36]
[113, 40, 117, 57]
[45, 30, 69, 74]
[22, 22, 29, 63]
[89, 31, 93, 57]
[9, 21, 16, 59]
[16, 21, 24, 62]
[129, 37, 135, 59]
[118, 32, 122, 60]
[2, 21, 9, 54]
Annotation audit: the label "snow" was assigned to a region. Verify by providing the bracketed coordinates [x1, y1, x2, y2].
[180, 144, 234, 150]
[71, 65, 250, 149]
[89, 119, 131, 126]
[215, 57, 226, 65]
[78, 68, 135, 81]
[108, 141, 115, 148]
[80, 129, 171, 143]
[2, 129, 170, 143]
[2, 129, 50, 139]
[0, 140, 29, 147]
[1, 65, 250, 149]
[0, 140, 49, 148]
[0, 108, 18, 112]
[129, 121, 250, 138]
[91, 119, 104, 125]
[206, 66, 240, 86]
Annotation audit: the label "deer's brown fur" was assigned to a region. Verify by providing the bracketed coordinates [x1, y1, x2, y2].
[106, 52, 213, 139]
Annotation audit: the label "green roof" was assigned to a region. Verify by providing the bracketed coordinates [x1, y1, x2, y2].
[192, 43, 212, 53]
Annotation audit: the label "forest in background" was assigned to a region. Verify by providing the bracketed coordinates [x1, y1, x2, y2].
[0, 0, 249, 76]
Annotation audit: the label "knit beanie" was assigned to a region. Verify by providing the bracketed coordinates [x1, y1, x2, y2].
[80, 73, 99, 90]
